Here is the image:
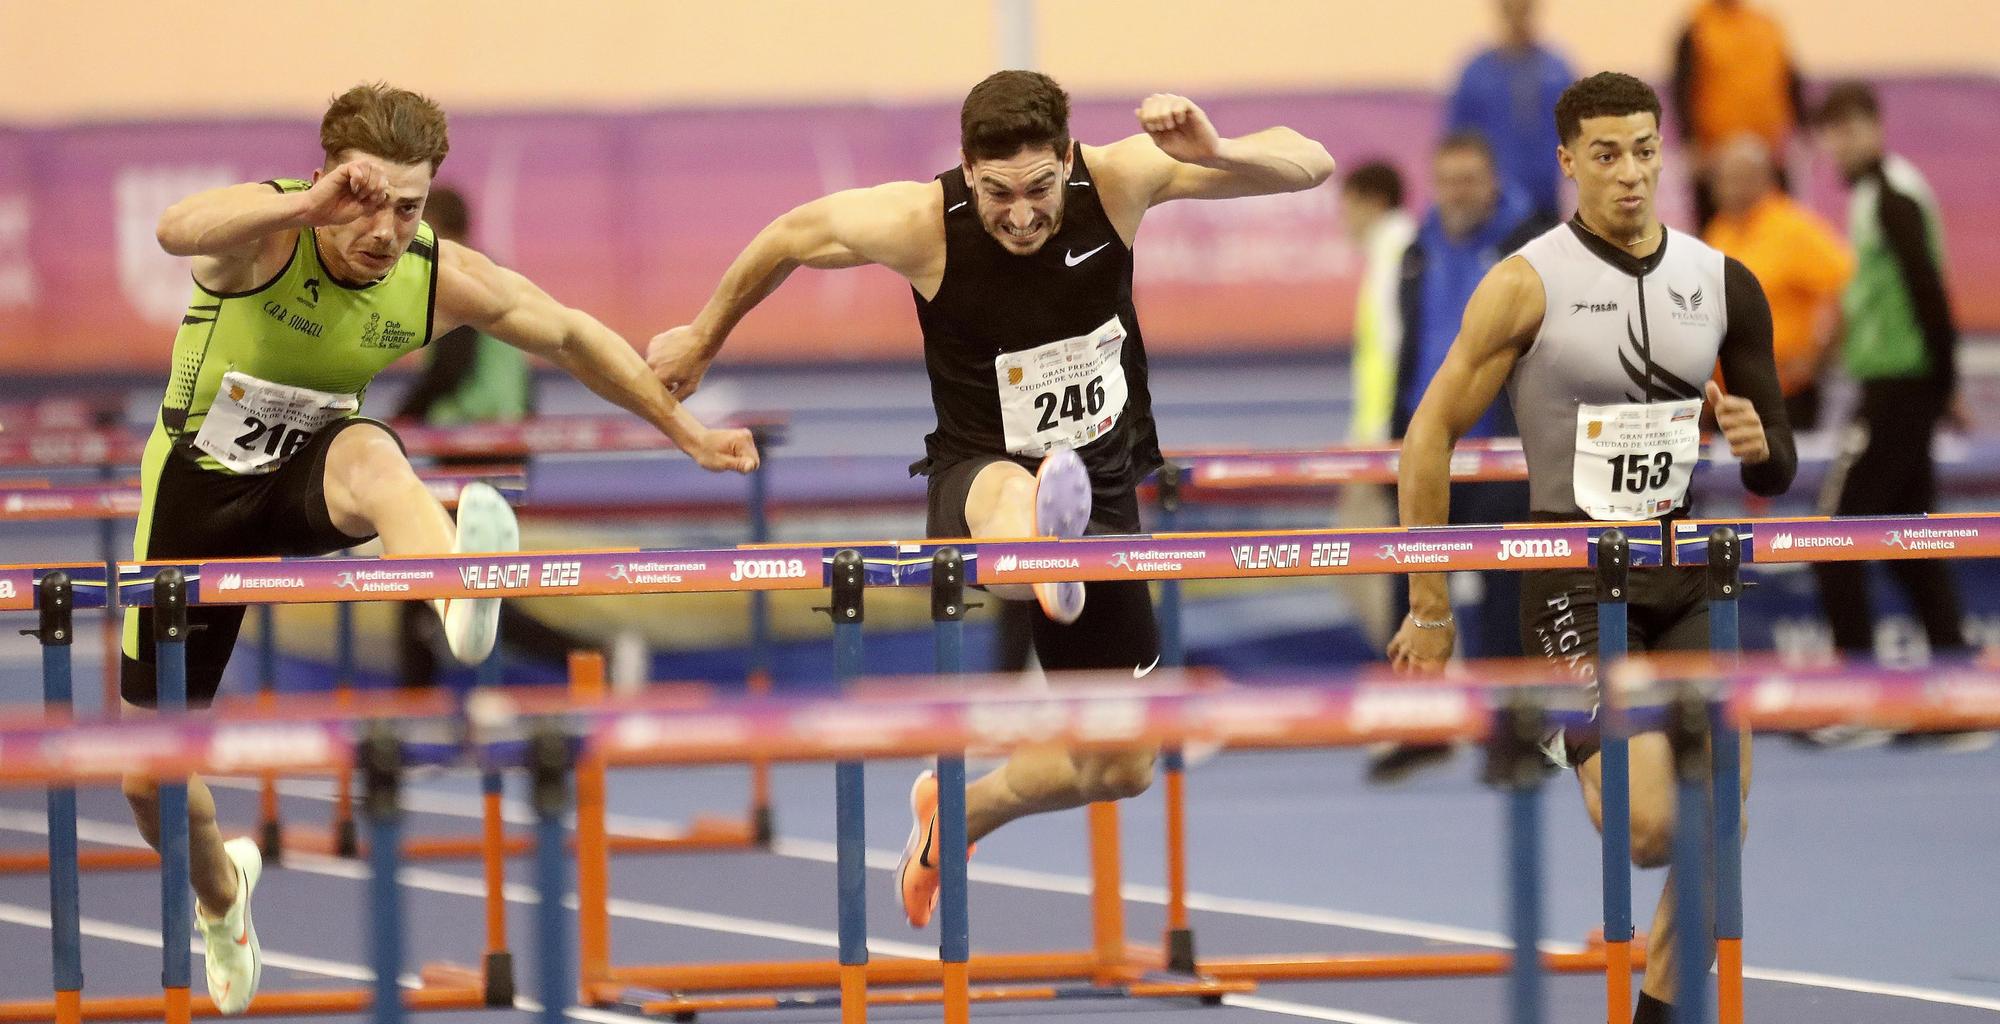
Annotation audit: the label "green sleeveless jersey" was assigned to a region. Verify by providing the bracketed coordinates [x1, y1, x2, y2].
[148, 178, 441, 473]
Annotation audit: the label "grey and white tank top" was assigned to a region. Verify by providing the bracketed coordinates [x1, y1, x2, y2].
[1507, 221, 1729, 519]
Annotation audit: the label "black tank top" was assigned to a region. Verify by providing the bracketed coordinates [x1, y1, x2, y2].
[910, 150, 1163, 507]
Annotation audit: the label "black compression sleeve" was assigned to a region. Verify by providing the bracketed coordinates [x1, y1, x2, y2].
[1718, 257, 1796, 497]
[1877, 186, 1959, 392]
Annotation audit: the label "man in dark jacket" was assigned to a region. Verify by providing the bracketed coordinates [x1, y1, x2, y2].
[1371, 132, 1550, 783]
[1391, 131, 1551, 659]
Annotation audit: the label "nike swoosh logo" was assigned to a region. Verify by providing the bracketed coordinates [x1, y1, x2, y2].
[947, 200, 968, 213]
[1134, 656, 1161, 679]
[1065, 242, 1110, 267]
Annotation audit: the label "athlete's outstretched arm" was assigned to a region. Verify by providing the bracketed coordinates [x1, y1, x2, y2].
[649, 181, 940, 399]
[436, 241, 757, 473]
[1098, 95, 1334, 212]
[1388, 256, 1544, 671]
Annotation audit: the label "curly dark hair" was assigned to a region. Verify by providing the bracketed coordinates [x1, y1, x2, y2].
[1553, 72, 1662, 146]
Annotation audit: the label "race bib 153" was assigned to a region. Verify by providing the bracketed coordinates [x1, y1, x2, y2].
[1571, 398, 1701, 520]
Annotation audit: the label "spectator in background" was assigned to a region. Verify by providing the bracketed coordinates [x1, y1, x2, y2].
[1811, 81, 1968, 659]
[394, 185, 566, 686]
[1336, 161, 1416, 649]
[1445, 0, 1573, 222]
[1369, 134, 1548, 783]
[1342, 161, 1416, 446]
[1703, 133, 1852, 430]
[1671, 0, 1804, 231]
[394, 187, 534, 427]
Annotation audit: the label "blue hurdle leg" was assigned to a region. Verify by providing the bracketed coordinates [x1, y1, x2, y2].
[530, 731, 574, 1024]
[1594, 531, 1635, 1021]
[1707, 527, 1745, 1024]
[931, 548, 971, 1024]
[361, 731, 406, 1024]
[1667, 692, 1714, 1024]
[152, 570, 193, 1021]
[40, 573, 84, 1021]
[1487, 700, 1548, 1024]
[827, 551, 868, 1024]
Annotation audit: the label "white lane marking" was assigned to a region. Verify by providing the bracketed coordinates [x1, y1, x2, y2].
[0, 898, 1414, 1024]
[0, 809, 934, 961]
[1737, 966, 2000, 1011]
[1223, 994, 1428, 1024]
[0, 900, 386, 983]
[169, 784, 2000, 1011]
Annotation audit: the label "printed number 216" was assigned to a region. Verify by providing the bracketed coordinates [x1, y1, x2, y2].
[233, 416, 313, 461]
[1033, 376, 1106, 431]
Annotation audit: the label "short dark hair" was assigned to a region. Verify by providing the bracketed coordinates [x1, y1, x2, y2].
[425, 185, 469, 241]
[1814, 81, 1881, 127]
[1435, 130, 1497, 166]
[1342, 160, 1404, 208]
[1553, 72, 1663, 146]
[960, 70, 1071, 164]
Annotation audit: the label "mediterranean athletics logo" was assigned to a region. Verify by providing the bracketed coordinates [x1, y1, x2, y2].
[334, 567, 434, 593]
[1884, 526, 1978, 552]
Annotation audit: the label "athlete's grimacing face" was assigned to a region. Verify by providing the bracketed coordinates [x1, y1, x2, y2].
[312, 150, 434, 281]
[964, 145, 1071, 256]
[1559, 113, 1663, 238]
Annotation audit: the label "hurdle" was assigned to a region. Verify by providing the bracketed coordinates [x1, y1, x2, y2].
[0, 568, 497, 1022]
[270, 415, 790, 866]
[3, 578, 1619, 1024]
[8, 536, 1997, 1024]
[0, 473, 522, 880]
[0, 413, 789, 878]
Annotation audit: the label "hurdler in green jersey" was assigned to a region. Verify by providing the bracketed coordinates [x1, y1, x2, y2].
[154, 178, 437, 472]
[120, 82, 760, 1019]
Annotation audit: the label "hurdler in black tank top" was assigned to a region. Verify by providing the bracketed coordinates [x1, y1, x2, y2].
[909, 150, 1164, 510]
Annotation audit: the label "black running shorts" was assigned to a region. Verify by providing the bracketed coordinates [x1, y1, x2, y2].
[122, 417, 401, 708]
[1520, 564, 1710, 765]
[918, 454, 1157, 675]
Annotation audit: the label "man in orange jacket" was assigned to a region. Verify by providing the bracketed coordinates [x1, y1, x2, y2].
[1703, 133, 1852, 429]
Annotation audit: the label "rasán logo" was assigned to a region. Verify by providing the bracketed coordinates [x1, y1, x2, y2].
[730, 558, 808, 583]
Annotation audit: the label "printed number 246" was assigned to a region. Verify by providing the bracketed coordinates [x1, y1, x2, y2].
[1033, 376, 1106, 431]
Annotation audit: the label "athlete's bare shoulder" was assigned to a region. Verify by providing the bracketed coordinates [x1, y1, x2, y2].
[1463, 255, 1547, 355]
[810, 178, 945, 283]
[1073, 138, 1164, 241]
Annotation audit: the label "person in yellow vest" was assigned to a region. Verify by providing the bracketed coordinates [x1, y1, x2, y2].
[1336, 161, 1415, 652]
[1703, 133, 1852, 429]
[1670, 0, 1805, 230]
[124, 83, 758, 1015]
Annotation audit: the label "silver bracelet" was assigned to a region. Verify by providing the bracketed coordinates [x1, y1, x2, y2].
[1407, 611, 1455, 630]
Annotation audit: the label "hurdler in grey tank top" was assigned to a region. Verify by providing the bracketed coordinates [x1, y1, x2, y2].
[1506, 221, 1729, 518]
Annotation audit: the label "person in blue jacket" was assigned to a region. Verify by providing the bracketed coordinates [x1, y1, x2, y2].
[1445, 0, 1575, 221]
[1372, 131, 1551, 783]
